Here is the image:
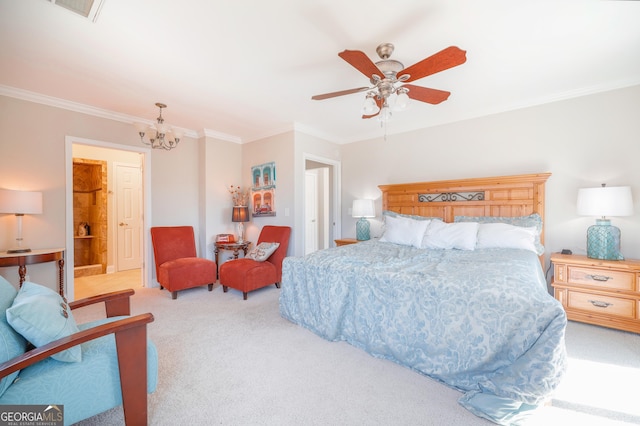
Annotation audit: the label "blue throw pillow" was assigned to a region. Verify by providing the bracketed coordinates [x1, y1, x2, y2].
[0, 276, 28, 397]
[6, 281, 81, 363]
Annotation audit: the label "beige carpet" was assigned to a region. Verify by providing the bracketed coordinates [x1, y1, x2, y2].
[73, 284, 640, 426]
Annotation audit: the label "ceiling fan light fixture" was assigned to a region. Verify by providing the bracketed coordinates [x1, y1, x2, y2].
[312, 43, 466, 130]
[378, 102, 392, 123]
[362, 93, 380, 115]
[393, 87, 410, 112]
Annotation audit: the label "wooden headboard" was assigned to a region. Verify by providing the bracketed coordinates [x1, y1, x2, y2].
[378, 173, 551, 245]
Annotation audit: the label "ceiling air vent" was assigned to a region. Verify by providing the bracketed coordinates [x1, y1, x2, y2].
[47, 0, 105, 22]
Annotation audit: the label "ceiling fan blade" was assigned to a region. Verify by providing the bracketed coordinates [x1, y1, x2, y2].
[362, 97, 383, 119]
[312, 87, 370, 100]
[397, 46, 467, 83]
[404, 84, 451, 104]
[338, 49, 384, 80]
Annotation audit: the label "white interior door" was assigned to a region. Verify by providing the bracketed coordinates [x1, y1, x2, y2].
[305, 170, 319, 255]
[115, 163, 142, 271]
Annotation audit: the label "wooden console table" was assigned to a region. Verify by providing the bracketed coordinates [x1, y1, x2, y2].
[0, 248, 65, 296]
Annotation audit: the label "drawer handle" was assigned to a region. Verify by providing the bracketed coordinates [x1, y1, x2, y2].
[588, 300, 613, 308]
[587, 274, 612, 282]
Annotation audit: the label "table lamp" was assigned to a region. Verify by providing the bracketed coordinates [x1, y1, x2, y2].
[232, 206, 250, 243]
[0, 189, 43, 253]
[352, 199, 375, 241]
[577, 184, 633, 260]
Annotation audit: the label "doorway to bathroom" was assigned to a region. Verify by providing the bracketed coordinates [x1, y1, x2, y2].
[65, 137, 150, 300]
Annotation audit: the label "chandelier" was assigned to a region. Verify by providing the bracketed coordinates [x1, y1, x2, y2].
[135, 103, 182, 150]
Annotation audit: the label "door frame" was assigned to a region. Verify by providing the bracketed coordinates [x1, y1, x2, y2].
[65, 136, 152, 300]
[304, 169, 319, 254]
[302, 153, 341, 251]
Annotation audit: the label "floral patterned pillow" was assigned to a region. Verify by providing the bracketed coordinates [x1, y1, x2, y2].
[247, 242, 280, 262]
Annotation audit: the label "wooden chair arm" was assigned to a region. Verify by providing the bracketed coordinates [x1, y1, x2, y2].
[69, 289, 135, 317]
[0, 313, 154, 379]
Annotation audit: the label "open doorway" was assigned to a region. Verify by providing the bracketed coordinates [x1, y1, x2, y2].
[65, 137, 151, 301]
[304, 155, 340, 255]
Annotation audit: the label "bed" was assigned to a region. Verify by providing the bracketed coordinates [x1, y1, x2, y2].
[279, 173, 567, 425]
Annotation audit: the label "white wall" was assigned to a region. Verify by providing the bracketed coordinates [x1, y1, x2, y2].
[241, 132, 296, 252]
[2, 84, 639, 292]
[294, 132, 342, 256]
[0, 95, 234, 294]
[340, 84, 640, 266]
[238, 130, 342, 257]
[201, 135, 243, 261]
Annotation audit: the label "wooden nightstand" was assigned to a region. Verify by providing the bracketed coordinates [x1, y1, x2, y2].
[551, 253, 640, 333]
[334, 238, 359, 247]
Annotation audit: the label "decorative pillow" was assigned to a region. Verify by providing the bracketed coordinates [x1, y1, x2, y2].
[476, 223, 539, 253]
[421, 221, 478, 250]
[454, 214, 544, 254]
[0, 276, 27, 397]
[247, 242, 280, 262]
[379, 214, 431, 248]
[6, 281, 81, 363]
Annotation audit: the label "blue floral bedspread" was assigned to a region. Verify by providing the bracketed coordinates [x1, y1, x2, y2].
[279, 241, 567, 425]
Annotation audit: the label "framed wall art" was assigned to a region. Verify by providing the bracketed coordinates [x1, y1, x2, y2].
[251, 161, 276, 217]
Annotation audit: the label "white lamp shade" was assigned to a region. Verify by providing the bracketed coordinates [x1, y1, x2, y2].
[156, 123, 168, 135]
[362, 97, 380, 115]
[577, 186, 634, 217]
[0, 189, 43, 214]
[352, 199, 375, 218]
[134, 122, 149, 133]
[171, 128, 184, 139]
[394, 91, 410, 111]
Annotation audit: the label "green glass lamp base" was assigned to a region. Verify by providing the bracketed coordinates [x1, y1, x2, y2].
[586, 219, 624, 260]
[356, 217, 370, 241]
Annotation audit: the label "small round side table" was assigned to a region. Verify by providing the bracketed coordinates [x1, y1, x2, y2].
[214, 241, 251, 279]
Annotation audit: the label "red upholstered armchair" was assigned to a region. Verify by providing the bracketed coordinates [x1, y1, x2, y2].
[150, 226, 216, 299]
[219, 225, 291, 300]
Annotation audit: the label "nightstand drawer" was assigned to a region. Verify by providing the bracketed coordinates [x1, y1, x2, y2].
[568, 266, 635, 291]
[567, 290, 635, 319]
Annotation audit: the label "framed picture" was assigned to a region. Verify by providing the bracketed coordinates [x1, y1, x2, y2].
[251, 161, 277, 217]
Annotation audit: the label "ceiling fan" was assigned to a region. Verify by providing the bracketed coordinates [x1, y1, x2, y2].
[312, 43, 467, 119]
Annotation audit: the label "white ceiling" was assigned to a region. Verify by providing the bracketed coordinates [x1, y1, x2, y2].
[1, 0, 640, 144]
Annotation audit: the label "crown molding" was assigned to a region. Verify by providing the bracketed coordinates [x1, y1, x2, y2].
[200, 128, 242, 144]
[0, 85, 207, 138]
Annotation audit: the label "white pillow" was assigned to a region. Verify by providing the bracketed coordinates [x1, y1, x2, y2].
[476, 223, 538, 253]
[379, 215, 431, 248]
[421, 221, 478, 250]
[246, 242, 280, 261]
